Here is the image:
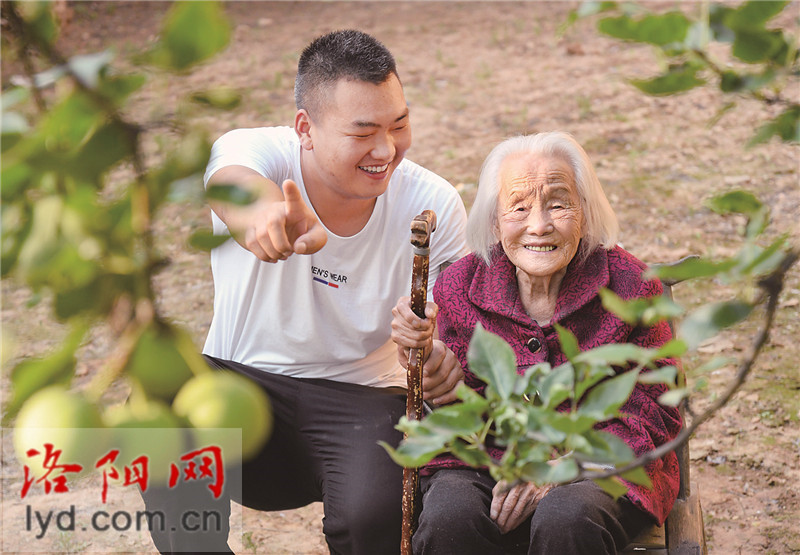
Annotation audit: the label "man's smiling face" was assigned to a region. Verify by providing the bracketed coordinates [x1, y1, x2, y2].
[299, 73, 411, 203]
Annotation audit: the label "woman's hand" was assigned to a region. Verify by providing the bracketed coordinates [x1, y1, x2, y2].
[421, 340, 464, 406]
[490, 481, 554, 534]
[391, 296, 437, 350]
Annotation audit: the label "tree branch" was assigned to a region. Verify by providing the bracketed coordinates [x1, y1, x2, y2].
[578, 249, 799, 483]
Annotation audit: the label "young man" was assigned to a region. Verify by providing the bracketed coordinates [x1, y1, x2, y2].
[145, 30, 468, 554]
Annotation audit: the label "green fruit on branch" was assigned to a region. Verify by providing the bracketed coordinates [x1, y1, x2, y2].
[103, 399, 186, 486]
[125, 323, 195, 401]
[13, 385, 108, 480]
[172, 371, 272, 463]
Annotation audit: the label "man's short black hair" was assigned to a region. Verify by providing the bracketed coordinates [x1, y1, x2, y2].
[295, 29, 398, 115]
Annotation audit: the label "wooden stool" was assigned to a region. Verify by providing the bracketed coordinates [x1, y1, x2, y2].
[620, 262, 707, 554]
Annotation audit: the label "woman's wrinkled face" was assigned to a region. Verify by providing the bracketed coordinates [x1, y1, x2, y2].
[496, 152, 584, 281]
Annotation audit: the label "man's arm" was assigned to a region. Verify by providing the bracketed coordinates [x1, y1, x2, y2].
[207, 165, 327, 262]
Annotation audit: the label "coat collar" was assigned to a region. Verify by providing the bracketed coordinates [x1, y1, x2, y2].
[468, 244, 610, 326]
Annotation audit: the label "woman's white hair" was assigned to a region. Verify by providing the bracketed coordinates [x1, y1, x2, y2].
[467, 131, 619, 265]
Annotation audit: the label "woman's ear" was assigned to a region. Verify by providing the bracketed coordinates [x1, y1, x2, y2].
[492, 213, 502, 241]
[294, 109, 314, 150]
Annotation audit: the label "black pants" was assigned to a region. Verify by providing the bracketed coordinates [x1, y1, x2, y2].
[141, 356, 406, 554]
[412, 469, 655, 555]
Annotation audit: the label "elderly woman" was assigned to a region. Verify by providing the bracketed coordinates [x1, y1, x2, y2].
[392, 132, 681, 554]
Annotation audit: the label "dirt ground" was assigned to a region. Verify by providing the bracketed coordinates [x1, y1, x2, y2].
[2, 1, 799, 553]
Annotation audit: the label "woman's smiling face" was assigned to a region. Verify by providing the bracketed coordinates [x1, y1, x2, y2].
[496, 151, 585, 281]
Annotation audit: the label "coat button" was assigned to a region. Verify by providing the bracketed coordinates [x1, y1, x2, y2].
[526, 337, 542, 353]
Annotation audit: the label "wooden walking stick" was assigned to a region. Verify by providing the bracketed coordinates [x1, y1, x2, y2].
[401, 210, 437, 555]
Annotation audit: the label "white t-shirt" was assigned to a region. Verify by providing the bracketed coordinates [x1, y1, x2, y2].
[202, 127, 468, 388]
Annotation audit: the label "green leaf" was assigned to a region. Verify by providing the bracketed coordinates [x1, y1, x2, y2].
[1, 87, 30, 110]
[39, 91, 104, 153]
[423, 401, 488, 437]
[17, 1, 58, 46]
[598, 12, 691, 46]
[467, 324, 517, 401]
[596, 14, 642, 41]
[69, 122, 135, 183]
[97, 73, 148, 107]
[495, 404, 529, 438]
[578, 369, 640, 419]
[546, 458, 579, 484]
[68, 51, 115, 89]
[599, 288, 684, 326]
[16, 196, 65, 276]
[656, 339, 687, 359]
[749, 105, 800, 146]
[524, 409, 568, 444]
[635, 12, 692, 46]
[143, 1, 231, 71]
[190, 87, 242, 110]
[0, 161, 33, 199]
[679, 300, 753, 350]
[449, 440, 494, 469]
[154, 134, 212, 206]
[3, 324, 87, 424]
[574, 343, 653, 368]
[658, 388, 688, 407]
[727, 1, 790, 30]
[519, 461, 553, 484]
[742, 236, 790, 276]
[709, 4, 737, 42]
[578, 430, 635, 463]
[638, 365, 678, 385]
[543, 410, 597, 435]
[732, 28, 788, 63]
[598, 288, 641, 325]
[1, 112, 29, 151]
[54, 277, 107, 320]
[559, 1, 618, 35]
[380, 431, 447, 468]
[574, 364, 616, 401]
[631, 63, 706, 96]
[578, 1, 620, 18]
[554, 323, 580, 361]
[706, 190, 763, 217]
[621, 466, 653, 489]
[0, 203, 32, 276]
[387, 391, 489, 468]
[593, 476, 629, 499]
[536, 363, 574, 409]
[720, 68, 777, 94]
[646, 256, 736, 283]
[382, 405, 475, 467]
[455, 382, 490, 406]
[189, 231, 231, 251]
[205, 184, 257, 206]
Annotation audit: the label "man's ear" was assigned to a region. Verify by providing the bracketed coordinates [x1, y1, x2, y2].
[294, 109, 314, 150]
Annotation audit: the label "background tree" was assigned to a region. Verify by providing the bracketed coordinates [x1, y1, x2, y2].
[2, 0, 271, 481]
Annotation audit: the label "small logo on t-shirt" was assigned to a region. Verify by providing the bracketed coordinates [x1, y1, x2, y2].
[311, 265, 348, 288]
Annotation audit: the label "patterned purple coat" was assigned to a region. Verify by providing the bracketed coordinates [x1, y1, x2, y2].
[428, 244, 682, 525]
